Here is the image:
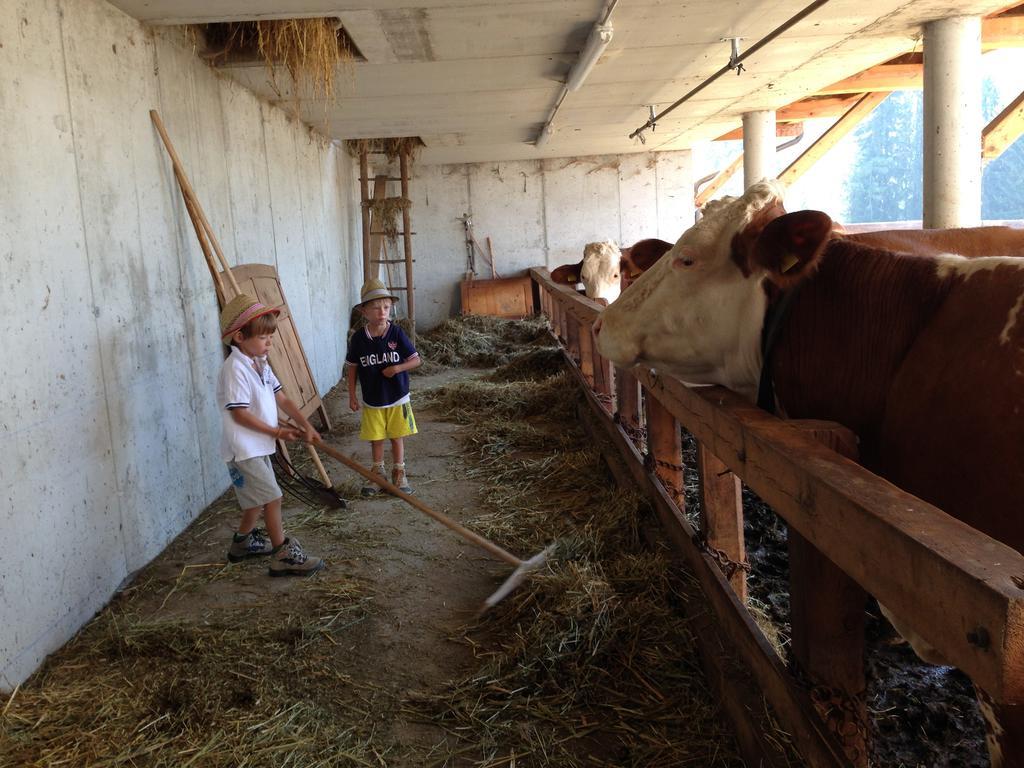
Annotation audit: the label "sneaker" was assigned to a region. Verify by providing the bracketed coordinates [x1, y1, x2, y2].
[227, 527, 273, 562]
[361, 463, 387, 497]
[268, 537, 324, 577]
[391, 463, 413, 494]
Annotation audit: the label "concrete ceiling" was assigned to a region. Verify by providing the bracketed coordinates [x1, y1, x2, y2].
[109, 0, 1018, 164]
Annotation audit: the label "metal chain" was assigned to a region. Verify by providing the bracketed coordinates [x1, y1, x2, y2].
[789, 659, 868, 762]
[693, 533, 752, 580]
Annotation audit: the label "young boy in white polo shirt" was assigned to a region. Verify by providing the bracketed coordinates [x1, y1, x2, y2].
[345, 279, 421, 496]
[217, 293, 324, 576]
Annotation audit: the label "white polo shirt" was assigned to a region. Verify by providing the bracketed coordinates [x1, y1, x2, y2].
[217, 345, 283, 462]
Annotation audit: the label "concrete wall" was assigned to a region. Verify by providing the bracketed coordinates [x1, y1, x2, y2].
[0, 0, 359, 689]
[372, 151, 693, 330]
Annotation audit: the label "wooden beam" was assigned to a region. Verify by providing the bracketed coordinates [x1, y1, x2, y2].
[359, 150, 371, 277]
[983, 89, 1024, 159]
[716, 122, 805, 141]
[777, 94, 863, 122]
[367, 174, 388, 279]
[632, 369, 1024, 699]
[817, 64, 921, 95]
[788, 421, 867, 768]
[695, 153, 743, 207]
[983, 15, 1024, 50]
[777, 92, 890, 186]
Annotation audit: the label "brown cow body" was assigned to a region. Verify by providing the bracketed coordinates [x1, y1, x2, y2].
[595, 181, 1024, 766]
[845, 225, 1024, 257]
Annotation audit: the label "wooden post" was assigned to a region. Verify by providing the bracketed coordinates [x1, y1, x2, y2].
[359, 149, 370, 277]
[615, 367, 642, 441]
[577, 316, 594, 387]
[698, 443, 746, 601]
[644, 392, 684, 511]
[592, 339, 613, 401]
[399, 149, 416, 343]
[788, 420, 867, 767]
[566, 311, 581, 365]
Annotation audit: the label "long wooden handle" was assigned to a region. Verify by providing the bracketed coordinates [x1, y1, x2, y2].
[312, 438, 522, 566]
[305, 444, 333, 489]
[150, 109, 241, 296]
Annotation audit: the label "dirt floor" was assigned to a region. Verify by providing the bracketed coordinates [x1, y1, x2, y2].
[0, 325, 745, 768]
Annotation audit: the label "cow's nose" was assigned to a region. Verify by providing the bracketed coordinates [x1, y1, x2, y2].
[593, 316, 603, 335]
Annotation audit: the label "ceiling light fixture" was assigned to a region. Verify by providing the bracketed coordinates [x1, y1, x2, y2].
[566, 22, 614, 92]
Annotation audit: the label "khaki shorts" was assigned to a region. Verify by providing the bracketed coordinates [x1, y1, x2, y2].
[359, 402, 418, 441]
[227, 454, 282, 509]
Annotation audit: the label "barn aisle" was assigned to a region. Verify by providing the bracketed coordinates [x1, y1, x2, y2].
[0, 318, 748, 767]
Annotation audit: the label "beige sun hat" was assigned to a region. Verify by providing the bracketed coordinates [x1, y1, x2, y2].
[219, 293, 280, 344]
[356, 278, 400, 308]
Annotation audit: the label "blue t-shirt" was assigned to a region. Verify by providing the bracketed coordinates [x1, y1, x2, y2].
[345, 322, 419, 408]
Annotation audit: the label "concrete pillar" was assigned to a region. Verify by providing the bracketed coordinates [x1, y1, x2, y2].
[923, 16, 982, 228]
[742, 110, 776, 189]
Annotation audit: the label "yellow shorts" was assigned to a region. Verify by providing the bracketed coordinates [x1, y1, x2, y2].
[359, 402, 418, 441]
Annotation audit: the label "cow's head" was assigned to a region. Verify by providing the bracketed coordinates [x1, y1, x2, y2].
[580, 240, 623, 303]
[594, 180, 831, 399]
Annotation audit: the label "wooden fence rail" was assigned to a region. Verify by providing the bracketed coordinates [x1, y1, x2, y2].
[529, 266, 1024, 767]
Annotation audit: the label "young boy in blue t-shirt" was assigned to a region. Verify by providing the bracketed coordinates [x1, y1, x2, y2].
[345, 279, 422, 496]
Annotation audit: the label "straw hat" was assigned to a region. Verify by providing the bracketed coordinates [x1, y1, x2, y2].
[220, 293, 280, 344]
[357, 278, 399, 307]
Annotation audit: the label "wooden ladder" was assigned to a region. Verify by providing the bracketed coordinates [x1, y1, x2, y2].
[358, 144, 416, 342]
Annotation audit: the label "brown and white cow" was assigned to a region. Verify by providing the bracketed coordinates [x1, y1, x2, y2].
[594, 180, 1024, 767]
[620, 238, 674, 288]
[549, 241, 622, 303]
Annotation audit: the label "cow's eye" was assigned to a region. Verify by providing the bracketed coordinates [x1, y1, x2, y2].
[680, 258, 694, 267]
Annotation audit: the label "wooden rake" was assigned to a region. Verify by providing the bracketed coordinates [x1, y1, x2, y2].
[149, 109, 336, 497]
[309, 437, 556, 611]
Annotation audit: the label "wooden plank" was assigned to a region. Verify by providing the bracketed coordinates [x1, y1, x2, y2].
[695, 153, 743, 207]
[983, 89, 1024, 160]
[788, 421, 867, 767]
[698, 443, 746, 600]
[817, 64, 921, 95]
[563, 356, 853, 768]
[460, 276, 533, 318]
[633, 369, 1024, 699]
[777, 92, 890, 186]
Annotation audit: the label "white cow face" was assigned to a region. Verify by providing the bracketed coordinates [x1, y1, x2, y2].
[580, 240, 623, 303]
[594, 181, 787, 399]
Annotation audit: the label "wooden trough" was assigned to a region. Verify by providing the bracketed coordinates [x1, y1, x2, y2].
[531, 266, 1024, 768]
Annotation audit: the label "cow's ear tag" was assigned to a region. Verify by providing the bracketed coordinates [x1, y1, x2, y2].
[780, 253, 799, 273]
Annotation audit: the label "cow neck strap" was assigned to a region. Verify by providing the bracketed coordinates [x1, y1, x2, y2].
[756, 285, 801, 413]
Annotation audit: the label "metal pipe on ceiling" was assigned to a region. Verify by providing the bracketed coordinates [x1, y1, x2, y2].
[535, 0, 620, 147]
[628, 0, 832, 141]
